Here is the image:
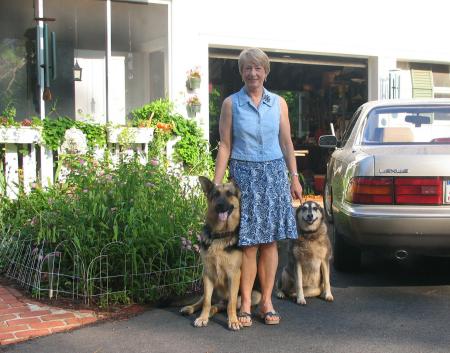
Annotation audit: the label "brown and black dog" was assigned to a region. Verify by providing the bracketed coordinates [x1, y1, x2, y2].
[276, 200, 334, 305]
[180, 176, 259, 330]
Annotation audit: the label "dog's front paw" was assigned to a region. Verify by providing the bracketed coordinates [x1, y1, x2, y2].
[180, 305, 194, 315]
[275, 290, 286, 299]
[193, 316, 209, 327]
[296, 296, 307, 305]
[228, 317, 242, 331]
[324, 293, 334, 302]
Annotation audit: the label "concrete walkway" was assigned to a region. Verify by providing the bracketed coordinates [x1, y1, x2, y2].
[0, 284, 99, 346]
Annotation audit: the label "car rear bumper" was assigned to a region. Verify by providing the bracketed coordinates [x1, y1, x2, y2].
[335, 203, 450, 254]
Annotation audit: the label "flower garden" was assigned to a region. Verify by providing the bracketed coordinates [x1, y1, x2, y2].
[0, 98, 212, 307]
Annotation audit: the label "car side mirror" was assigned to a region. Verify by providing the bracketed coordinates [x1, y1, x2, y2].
[319, 135, 338, 148]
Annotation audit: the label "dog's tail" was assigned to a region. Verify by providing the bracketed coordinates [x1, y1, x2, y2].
[237, 290, 261, 309]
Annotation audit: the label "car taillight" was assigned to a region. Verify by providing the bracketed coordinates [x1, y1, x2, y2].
[395, 177, 442, 205]
[346, 177, 443, 205]
[346, 177, 393, 204]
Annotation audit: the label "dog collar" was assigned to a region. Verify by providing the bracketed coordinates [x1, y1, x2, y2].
[203, 225, 239, 240]
[301, 228, 318, 234]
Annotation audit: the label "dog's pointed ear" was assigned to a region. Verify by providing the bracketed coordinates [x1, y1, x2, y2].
[198, 176, 214, 195]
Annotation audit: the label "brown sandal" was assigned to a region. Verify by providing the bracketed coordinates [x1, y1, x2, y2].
[260, 311, 280, 325]
[237, 311, 253, 327]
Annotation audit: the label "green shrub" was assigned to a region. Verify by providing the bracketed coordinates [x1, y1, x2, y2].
[131, 98, 214, 176]
[0, 156, 205, 303]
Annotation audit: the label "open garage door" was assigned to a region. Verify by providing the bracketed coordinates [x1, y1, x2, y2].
[209, 48, 368, 194]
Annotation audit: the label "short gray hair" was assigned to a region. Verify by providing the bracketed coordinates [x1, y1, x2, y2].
[238, 48, 270, 75]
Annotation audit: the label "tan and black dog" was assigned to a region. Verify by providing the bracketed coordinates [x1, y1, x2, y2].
[180, 176, 259, 330]
[276, 200, 334, 305]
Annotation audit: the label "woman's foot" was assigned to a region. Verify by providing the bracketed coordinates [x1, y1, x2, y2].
[259, 302, 280, 325]
[237, 311, 252, 327]
[259, 311, 280, 325]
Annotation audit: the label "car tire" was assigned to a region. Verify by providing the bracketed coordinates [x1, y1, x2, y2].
[333, 226, 361, 272]
[323, 176, 333, 223]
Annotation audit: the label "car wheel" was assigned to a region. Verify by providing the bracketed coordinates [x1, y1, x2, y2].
[323, 176, 333, 223]
[333, 226, 361, 272]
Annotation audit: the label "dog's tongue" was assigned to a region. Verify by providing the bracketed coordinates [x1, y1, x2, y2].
[218, 212, 228, 222]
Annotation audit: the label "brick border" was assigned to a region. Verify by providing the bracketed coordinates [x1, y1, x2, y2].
[0, 285, 99, 346]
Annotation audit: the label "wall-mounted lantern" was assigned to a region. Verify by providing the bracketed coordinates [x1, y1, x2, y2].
[73, 60, 82, 81]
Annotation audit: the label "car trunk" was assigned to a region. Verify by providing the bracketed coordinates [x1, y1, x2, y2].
[360, 145, 450, 177]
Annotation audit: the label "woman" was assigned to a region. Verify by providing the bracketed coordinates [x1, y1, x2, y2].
[213, 47, 303, 326]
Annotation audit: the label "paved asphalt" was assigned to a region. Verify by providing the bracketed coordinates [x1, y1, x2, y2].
[3, 250, 450, 353]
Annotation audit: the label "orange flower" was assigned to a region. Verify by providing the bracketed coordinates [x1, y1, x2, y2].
[156, 122, 172, 131]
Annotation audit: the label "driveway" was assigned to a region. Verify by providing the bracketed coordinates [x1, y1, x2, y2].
[3, 251, 450, 353]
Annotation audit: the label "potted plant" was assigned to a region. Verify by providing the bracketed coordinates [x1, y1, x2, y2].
[106, 125, 154, 145]
[0, 107, 42, 144]
[186, 66, 201, 90]
[186, 95, 201, 118]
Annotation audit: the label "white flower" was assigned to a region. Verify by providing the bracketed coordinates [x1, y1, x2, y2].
[61, 127, 88, 155]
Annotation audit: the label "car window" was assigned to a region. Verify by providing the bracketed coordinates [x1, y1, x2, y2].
[340, 107, 363, 147]
[362, 105, 450, 145]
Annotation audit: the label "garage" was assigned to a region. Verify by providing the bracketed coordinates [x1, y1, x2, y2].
[208, 48, 368, 194]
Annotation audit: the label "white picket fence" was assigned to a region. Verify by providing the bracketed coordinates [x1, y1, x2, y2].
[0, 126, 179, 199]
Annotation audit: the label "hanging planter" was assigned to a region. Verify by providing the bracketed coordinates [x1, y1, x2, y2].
[186, 66, 201, 90]
[186, 104, 201, 118]
[187, 76, 201, 90]
[186, 94, 201, 118]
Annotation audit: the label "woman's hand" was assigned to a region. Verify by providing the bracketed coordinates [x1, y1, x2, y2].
[290, 177, 303, 202]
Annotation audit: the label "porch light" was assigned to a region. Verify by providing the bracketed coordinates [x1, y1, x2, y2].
[73, 60, 82, 81]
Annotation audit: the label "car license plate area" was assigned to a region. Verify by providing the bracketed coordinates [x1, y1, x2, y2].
[445, 180, 450, 204]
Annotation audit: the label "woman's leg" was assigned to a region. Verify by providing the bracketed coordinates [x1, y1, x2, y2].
[239, 245, 258, 324]
[258, 242, 279, 322]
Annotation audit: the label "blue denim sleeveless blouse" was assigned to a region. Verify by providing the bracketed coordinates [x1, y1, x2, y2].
[230, 87, 283, 162]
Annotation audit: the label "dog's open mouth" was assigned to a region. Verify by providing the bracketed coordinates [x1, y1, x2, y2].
[304, 217, 318, 225]
[217, 205, 234, 222]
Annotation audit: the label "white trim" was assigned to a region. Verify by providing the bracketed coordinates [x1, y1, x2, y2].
[105, 0, 112, 123]
[434, 87, 450, 94]
[208, 52, 367, 68]
[36, 0, 45, 120]
[167, 0, 172, 100]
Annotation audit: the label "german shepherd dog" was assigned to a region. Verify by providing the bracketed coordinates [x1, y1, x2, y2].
[276, 201, 334, 305]
[180, 176, 248, 330]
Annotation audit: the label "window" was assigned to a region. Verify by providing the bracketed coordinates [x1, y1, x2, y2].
[340, 107, 362, 147]
[0, 0, 36, 119]
[0, 0, 169, 124]
[362, 105, 450, 145]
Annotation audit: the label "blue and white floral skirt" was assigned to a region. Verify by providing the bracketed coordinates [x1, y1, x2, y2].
[229, 158, 298, 247]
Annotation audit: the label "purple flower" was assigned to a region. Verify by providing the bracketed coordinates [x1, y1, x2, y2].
[150, 159, 159, 166]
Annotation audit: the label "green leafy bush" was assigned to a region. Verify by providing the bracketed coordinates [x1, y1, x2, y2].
[41, 116, 106, 150]
[0, 156, 205, 303]
[131, 98, 213, 176]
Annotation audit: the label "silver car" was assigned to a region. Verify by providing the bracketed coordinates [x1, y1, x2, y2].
[319, 100, 450, 271]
